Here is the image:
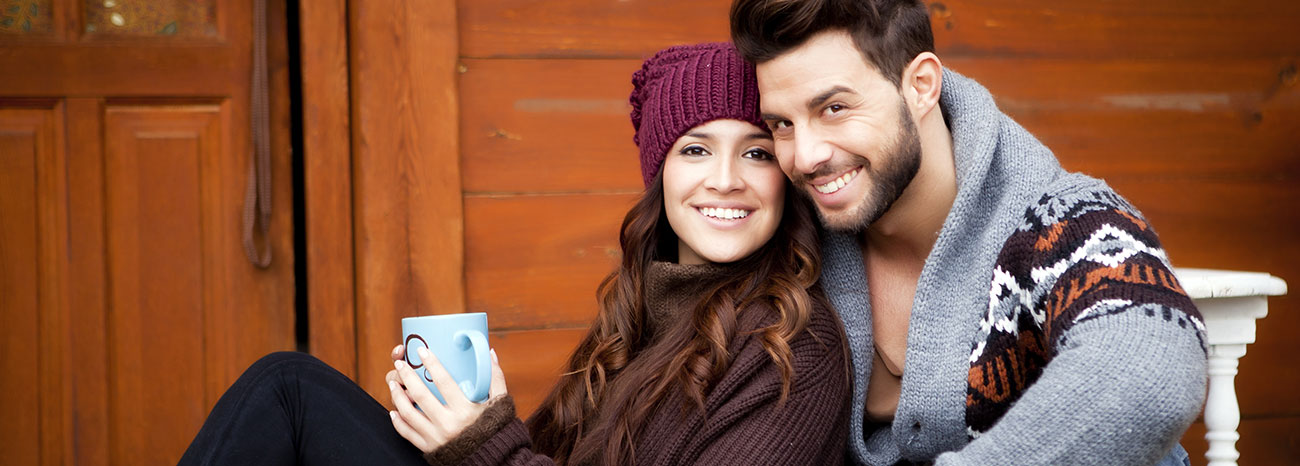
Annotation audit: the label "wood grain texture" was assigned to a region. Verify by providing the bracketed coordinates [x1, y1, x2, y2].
[64, 98, 110, 466]
[104, 105, 219, 465]
[490, 328, 587, 417]
[458, 57, 1299, 194]
[0, 1, 297, 463]
[460, 59, 642, 194]
[35, 102, 71, 466]
[0, 102, 71, 466]
[350, 0, 466, 401]
[300, 0, 358, 378]
[459, 0, 730, 58]
[927, 1, 1300, 59]
[457, 0, 1300, 59]
[0, 45, 239, 96]
[948, 57, 1300, 182]
[0, 105, 58, 466]
[464, 193, 632, 330]
[1183, 417, 1300, 466]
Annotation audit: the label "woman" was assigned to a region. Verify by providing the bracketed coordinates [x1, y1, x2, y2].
[180, 42, 849, 466]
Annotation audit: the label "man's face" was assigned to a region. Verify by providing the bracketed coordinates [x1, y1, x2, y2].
[755, 30, 921, 233]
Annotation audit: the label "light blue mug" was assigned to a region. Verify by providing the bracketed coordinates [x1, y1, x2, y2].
[401, 313, 492, 404]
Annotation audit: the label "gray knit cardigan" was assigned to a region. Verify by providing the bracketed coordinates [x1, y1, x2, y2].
[823, 69, 1208, 465]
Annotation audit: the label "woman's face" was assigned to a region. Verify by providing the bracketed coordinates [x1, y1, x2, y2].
[662, 119, 784, 264]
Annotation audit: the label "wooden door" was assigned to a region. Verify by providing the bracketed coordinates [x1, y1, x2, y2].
[0, 1, 294, 464]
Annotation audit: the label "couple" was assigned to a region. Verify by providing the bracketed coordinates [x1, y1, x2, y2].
[182, 0, 1207, 464]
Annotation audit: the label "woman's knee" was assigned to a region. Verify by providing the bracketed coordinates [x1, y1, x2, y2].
[238, 351, 335, 386]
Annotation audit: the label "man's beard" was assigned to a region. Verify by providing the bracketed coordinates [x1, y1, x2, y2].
[799, 102, 922, 233]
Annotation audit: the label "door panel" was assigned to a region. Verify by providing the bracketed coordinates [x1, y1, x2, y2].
[103, 105, 221, 465]
[0, 106, 59, 466]
[0, 0, 293, 464]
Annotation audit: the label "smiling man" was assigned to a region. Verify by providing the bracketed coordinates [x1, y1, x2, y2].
[730, 0, 1207, 465]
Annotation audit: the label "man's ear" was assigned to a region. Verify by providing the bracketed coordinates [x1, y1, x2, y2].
[901, 52, 943, 119]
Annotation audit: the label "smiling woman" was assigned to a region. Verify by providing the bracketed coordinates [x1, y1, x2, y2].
[662, 119, 785, 265]
[177, 42, 851, 466]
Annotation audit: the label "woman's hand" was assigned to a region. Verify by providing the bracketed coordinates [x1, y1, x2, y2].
[386, 345, 508, 454]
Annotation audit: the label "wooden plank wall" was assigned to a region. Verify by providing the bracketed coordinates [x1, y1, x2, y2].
[454, 1, 1299, 464]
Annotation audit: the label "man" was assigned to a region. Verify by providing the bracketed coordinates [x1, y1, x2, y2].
[729, 0, 1207, 464]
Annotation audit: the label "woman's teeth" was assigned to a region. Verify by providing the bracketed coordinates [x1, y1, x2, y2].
[699, 207, 750, 220]
[815, 169, 858, 194]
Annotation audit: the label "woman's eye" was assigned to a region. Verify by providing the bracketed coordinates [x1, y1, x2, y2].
[744, 148, 775, 161]
[680, 145, 708, 156]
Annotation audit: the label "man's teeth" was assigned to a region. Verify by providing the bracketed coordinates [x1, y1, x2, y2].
[700, 207, 750, 220]
[815, 169, 858, 194]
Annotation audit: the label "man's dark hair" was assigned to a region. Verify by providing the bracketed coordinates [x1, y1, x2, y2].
[730, 0, 935, 87]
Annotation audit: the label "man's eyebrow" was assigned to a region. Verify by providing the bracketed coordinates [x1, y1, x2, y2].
[807, 86, 854, 111]
[760, 112, 784, 122]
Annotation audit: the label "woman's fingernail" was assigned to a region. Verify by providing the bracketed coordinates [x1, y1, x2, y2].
[388, 380, 397, 391]
[389, 410, 398, 420]
[394, 360, 403, 369]
[418, 346, 430, 358]
[491, 349, 498, 362]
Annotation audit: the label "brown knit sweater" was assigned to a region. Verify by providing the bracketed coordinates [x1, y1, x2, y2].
[428, 261, 851, 465]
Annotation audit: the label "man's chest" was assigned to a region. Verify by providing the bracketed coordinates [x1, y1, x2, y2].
[864, 254, 921, 375]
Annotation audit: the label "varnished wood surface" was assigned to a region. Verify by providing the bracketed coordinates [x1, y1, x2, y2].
[0, 106, 59, 466]
[1183, 417, 1300, 466]
[104, 106, 217, 465]
[349, 0, 467, 402]
[0, 0, 297, 464]
[300, 0, 359, 380]
[459, 59, 642, 194]
[64, 98, 110, 466]
[457, 0, 1300, 59]
[464, 193, 633, 330]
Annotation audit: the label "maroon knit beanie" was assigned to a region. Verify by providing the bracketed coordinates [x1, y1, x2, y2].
[629, 42, 765, 187]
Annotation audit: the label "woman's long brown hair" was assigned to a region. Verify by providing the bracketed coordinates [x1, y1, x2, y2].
[526, 172, 823, 465]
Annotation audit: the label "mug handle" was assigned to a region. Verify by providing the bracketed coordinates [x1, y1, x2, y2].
[453, 329, 491, 402]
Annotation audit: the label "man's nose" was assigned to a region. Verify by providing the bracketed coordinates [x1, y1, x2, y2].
[792, 126, 833, 176]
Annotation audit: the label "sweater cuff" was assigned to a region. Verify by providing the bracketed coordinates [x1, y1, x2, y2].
[424, 394, 517, 465]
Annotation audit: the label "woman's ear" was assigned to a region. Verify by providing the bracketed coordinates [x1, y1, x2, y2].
[901, 52, 943, 120]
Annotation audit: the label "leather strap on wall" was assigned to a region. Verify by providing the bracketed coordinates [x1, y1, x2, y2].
[243, 0, 272, 268]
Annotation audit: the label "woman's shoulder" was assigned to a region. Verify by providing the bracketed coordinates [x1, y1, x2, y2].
[713, 293, 849, 405]
[734, 292, 848, 373]
[792, 295, 849, 366]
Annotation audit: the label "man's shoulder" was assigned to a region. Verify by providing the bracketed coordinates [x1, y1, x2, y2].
[1014, 172, 1144, 235]
[992, 171, 1170, 278]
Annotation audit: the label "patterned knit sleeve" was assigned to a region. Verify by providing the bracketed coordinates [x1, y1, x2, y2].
[947, 183, 1208, 465]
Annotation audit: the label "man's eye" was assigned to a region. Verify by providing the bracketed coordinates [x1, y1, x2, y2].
[825, 104, 846, 115]
[769, 120, 792, 130]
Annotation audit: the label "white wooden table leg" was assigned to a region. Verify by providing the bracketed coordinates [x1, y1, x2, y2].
[1204, 343, 1246, 466]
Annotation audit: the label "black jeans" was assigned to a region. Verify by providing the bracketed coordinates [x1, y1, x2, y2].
[179, 352, 428, 466]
